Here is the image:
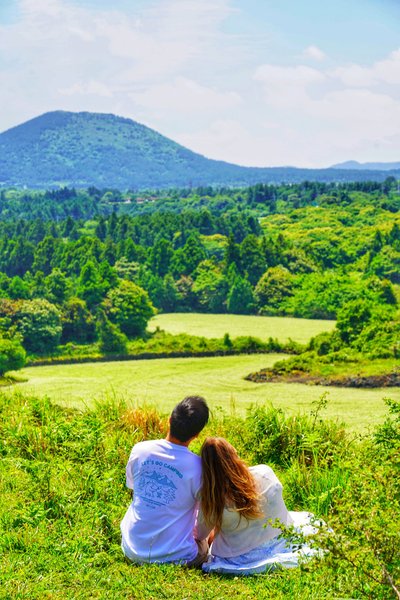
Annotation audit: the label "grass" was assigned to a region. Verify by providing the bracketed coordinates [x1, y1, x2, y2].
[149, 313, 335, 345]
[14, 353, 400, 432]
[1, 391, 398, 599]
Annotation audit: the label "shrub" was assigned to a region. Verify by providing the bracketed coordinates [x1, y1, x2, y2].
[240, 401, 347, 467]
[0, 337, 26, 375]
[97, 314, 128, 354]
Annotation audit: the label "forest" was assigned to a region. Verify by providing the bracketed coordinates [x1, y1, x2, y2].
[0, 179, 399, 373]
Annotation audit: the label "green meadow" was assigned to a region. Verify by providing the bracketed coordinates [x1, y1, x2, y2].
[149, 313, 336, 344]
[16, 352, 399, 432]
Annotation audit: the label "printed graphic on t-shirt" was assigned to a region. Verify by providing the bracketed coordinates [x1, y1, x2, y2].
[137, 466, 181, 506]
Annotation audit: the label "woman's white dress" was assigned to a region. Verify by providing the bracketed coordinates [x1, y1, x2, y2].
[197, 464, 319, 575]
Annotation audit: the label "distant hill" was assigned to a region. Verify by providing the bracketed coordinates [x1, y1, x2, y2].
[0, 111, 399, 189]
[331, 160, 400, 171]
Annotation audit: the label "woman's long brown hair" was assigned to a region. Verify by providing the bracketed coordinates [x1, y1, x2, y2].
[200, 437, 263, 533]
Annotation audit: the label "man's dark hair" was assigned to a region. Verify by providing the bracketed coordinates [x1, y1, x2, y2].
[169, 396, 209, 442]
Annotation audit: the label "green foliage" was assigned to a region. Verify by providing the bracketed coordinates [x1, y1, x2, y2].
[240, 400, 347, 467]
[254, 266, 294, 314]
[61, 297, 96, 344]
[227, 276, 255, 314]
[105, 280, 155, 337]
[77, 260, 107, 309]
[16, 299, 62, 354]
[192, 260, 228, 312]
[336, 299, 373, 344]
[0, 336, 26, 375]
[0, 182, 398, 357]
[284, 271, 366, 319]
[299, 446, 400, 600]
[97, 313, 128, 354]
[267, 303, 400, 377]
[373, 398, 400, 453]
[45, 268, 70, 304]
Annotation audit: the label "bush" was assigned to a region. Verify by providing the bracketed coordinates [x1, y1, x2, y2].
[0, 337, 26, 375]
[240, 400, 347, 467]
[97, 315, 128, 354]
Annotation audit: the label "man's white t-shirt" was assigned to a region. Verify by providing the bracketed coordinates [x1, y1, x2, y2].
[120, 439, 202, 563]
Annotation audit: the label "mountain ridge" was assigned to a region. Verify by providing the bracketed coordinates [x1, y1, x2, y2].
[0, 111, 399, 189]
[331, 160, 400, 171]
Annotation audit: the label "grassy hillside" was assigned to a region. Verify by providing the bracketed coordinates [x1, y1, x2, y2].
[1, 391, 398, 598]
[1, 111, 398, 188]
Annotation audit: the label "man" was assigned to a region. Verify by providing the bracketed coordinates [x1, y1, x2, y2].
[120, 395, 210, 566]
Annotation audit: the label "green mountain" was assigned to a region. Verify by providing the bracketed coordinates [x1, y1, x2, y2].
[0, 111, 398, 189]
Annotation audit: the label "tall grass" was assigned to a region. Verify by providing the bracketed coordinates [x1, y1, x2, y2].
[0, 390, 398, 599]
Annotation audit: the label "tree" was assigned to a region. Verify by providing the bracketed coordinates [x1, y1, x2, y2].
[336, 300, 373, 344]
[224, 234, 240, 272]
[8, 276, 30, 300]
[97, 313, 128, 354]
[45, 268, 70, 304]
[0, 337, 26, 376]
[227, 276, 255, 314]
[254, 266, 294, 314]
[192, 260, 228, 312]
[239, 234, 265, 285]
[367, 246, 400, 284]
[150, 238, 174, 278]
[105, 280, 155, 337]
[17, 299, 62, 354]
[32, 236, 57, 275]
[61, 297, 96, 344]
[170, 235, 206, 276]
[160, 274, 179, 312]
[77, 261, 106, 309]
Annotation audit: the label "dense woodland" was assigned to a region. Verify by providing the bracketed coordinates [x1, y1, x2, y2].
[0, 179, 399, 368]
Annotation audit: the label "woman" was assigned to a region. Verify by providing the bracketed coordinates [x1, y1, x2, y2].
[197, 437, 318, 575]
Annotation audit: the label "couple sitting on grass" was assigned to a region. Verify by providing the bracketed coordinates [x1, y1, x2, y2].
[120, 396, 317, 574]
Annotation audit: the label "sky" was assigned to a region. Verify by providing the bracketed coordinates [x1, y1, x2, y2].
[0, 0, 399, 168]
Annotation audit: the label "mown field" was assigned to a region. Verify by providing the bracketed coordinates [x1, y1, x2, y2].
[149, 313, 336, 344]
[15, 353, 399, 432]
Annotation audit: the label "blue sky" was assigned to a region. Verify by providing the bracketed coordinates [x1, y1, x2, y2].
[0, 0, 399, 167]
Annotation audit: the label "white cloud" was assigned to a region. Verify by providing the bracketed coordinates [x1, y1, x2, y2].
[302, 45, 326, 62]
[253, 64, 325, 108]
[332, 47, 400, 87]
[0, 1, 399, 167]
[59, 81, 114, 98]
[252, 48, 400, 166]
[130, 77, 242, 113]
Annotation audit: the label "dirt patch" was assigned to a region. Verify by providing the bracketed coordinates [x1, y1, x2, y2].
[245, 370, 400, 388]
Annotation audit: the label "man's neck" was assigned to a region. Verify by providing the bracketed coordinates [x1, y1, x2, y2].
[166, 433, 191, 447]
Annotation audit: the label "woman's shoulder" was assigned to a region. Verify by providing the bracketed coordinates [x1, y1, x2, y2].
[249, 464, 283, 490]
